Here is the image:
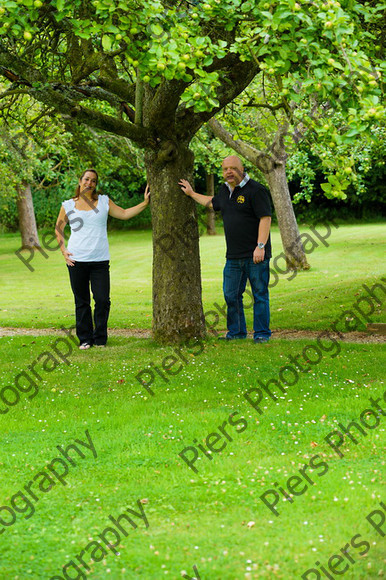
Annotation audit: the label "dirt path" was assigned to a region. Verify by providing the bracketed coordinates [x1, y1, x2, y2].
[0, 327, 384, 343]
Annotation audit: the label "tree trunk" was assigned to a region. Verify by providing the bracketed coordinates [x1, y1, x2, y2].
[205, 173, 216, 235]
[265, 165, 310, 270]
[146, 144, 206, 344]
[16, 182, 40, 249]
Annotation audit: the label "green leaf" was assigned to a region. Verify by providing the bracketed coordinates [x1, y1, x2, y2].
[208, 98, 220, 108]
[150, 23, 164, 37]
[164, 68, 174, 80]
[106, 24, 120, 34]
[241, 1, 253, 13]
[277, 60, 291, 74]
[320, 182, 332, 193]
[102, 35, 112, 51]
[256, 46, 270, 57]
[194, 102, 208, 112]
[344, 128, 361, 138]
[274, 10, 293, 20]
[332, 61, 344, 71]
[77, 31, 91, 39]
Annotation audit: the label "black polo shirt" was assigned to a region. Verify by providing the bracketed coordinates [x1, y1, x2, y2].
[212, 178, 272, 259]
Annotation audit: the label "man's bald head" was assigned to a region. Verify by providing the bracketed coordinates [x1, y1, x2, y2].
[222, 156, 245, 188]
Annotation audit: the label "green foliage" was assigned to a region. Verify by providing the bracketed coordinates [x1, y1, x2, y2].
[0, 0, 384, 227]
[191, 126, 230, 177]
[0, 0, 239, 113]
[0, 128, 34, 192]
[103, 170, 150, 230]
[287, 126, 386, 221]
[206, 49, 384, 199]
[0, 0, 383, 118]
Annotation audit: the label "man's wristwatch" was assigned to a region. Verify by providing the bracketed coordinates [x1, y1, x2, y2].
[257, 242, 265, 249]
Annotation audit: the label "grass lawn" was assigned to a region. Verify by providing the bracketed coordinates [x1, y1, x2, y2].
[0, 222, 385, 330]
[0, 223, 385, 578]
[0, 336, 384, 579]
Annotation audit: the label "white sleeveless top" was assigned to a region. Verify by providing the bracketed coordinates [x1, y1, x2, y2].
[62, 194, 110, 262]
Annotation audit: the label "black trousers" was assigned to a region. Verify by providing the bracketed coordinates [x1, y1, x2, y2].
[67, 261, 110, 345]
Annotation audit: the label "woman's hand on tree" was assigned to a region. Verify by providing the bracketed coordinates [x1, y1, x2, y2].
[144, 184, 151, 205]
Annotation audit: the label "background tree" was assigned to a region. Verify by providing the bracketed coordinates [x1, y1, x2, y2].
[286, 124, 386, 221]
[0, 125, 41, 248]
[0, 95, 66, 249]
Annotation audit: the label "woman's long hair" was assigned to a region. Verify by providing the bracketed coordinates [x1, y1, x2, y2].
[73, 169, 100, 201]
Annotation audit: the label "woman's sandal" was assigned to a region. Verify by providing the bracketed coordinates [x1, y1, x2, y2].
[79, 342, 92, 350]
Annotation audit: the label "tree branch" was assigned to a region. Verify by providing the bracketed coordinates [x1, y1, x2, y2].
[0, 88, 30, 99]
[135, 74, 144, 126]
[0, 47, 150, 146]
[72, 85, 123, 109]
[32, 87, 151, 144]
[208, 117, 266, 168]
[208, 117, 288, 173]
[244, 101, 285, 112]
[26, 106, 54, 132]
[176, 54, 259, 140]
[147, 78, 188, 132]
[91, 76, 136, 105]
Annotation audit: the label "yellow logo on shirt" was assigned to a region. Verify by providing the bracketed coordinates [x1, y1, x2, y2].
[237, 195, 245, 204]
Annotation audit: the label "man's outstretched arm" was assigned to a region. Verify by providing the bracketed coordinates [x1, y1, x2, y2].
[179, 179, 213, 208]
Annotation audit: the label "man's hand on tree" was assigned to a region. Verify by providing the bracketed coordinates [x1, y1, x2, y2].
[179, 179, 194, 197]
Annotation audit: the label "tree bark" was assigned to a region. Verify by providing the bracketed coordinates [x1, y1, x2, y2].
[16, 182, 40, 249]
[205, 173, 216, 235]
[208, 118, 309, 270]
[146, 144, 206, 344]
[265, 165, 310, 270]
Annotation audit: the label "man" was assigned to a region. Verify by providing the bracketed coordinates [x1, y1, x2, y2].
[179, 155, 272, 343]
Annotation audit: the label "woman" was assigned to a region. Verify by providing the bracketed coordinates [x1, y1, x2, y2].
[55, 168, 150, 349]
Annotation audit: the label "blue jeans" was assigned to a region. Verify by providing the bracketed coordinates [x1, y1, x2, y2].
[223, 258, 271, 340]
